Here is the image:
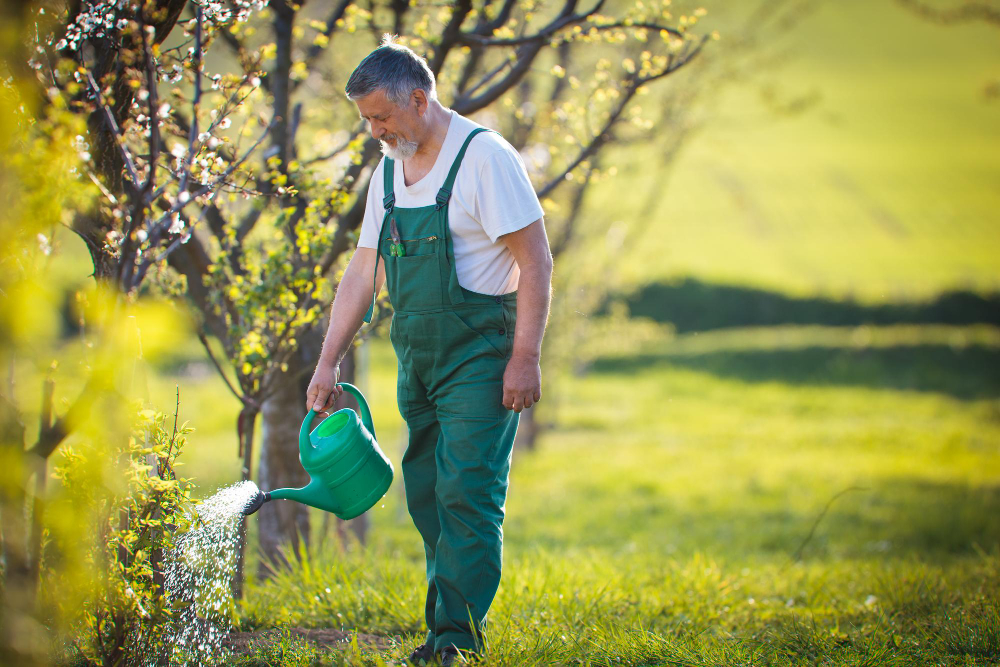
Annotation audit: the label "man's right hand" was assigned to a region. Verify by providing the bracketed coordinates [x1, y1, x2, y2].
[306, 360, 342, 412]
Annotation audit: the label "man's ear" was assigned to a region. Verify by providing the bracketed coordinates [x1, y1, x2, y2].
[412, 88, 429, 116]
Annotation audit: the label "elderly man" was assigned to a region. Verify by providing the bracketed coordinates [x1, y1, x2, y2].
[306, 36, 552, 665]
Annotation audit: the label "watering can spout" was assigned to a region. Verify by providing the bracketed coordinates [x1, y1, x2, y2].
[266, 479, 343, 515]
[242, 480, 343, 516]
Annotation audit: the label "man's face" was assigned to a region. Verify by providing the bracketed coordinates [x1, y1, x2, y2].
[355, 88, 421, 160]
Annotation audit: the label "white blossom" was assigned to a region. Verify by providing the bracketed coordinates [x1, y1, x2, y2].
[168, 213, 184, 234]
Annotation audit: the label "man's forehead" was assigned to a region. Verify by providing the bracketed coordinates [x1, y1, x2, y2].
[355, 89, 393, 116]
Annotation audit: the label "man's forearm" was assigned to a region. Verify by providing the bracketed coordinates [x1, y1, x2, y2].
[510, 261, 552, 361]
[318, 249, 380, 367]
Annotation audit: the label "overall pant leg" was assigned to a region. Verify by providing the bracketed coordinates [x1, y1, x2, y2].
[431, 406, 518, 653]
[395, 325, 444, 644]
[401, 414, 442, 644]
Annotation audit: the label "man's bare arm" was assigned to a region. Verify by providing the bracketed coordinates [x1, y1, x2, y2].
[306, 247, 385, 411]
[499, 219, 553, 413]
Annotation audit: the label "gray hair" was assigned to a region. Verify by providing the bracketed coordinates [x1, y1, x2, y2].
[345, 35, 437, 106]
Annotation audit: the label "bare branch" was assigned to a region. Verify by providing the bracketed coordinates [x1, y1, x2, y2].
[85, 72, 140, 188]
[148, 119, 275, 231]
[536, 36, 707, 200]
[428, 0, 474, 75]
[175, 6, 205, 205]
[197, 331, 245, 404]
[475, 0, 518, 35]
[455, 0, 614, 48]
[459, 54, 514, 101]
[303, 125, 366, 166]
[549, 159, 597, 258]
[141, 23, 160, 206]
[27, 377, 102, 460]
[895, 0, 1000, 26]
[452, 42, 545, 114]
[165, 233, 232, 341]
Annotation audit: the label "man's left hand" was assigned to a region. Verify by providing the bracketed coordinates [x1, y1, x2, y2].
[502, 354, 541, 413]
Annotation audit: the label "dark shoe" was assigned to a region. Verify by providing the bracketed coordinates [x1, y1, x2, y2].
[439, 646, 480, 666]
[408, 642, 436, 665]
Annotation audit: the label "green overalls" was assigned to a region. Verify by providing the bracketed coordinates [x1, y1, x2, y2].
[363, 127, 519, 653]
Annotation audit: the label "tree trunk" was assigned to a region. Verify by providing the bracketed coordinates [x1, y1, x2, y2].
[256, 370, 311, 575]
[514, 406, 539, 451]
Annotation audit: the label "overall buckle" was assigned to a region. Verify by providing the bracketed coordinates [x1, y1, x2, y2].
[435, 187, 451, 210]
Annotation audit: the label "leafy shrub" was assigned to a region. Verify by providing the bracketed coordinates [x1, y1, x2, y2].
[55, 403, 195, 667]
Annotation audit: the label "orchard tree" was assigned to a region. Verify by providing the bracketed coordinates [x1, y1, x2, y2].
[1, 0, 270, 645]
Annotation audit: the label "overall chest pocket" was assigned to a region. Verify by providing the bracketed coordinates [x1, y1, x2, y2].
[383, 237, 444, 311]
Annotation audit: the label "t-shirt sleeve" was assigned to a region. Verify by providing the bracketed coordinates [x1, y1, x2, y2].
[357, 160, 385, 249]
[474, 146, 545, 243]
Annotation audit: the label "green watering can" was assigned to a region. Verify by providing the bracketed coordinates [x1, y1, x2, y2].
[242, 383, 393, 520]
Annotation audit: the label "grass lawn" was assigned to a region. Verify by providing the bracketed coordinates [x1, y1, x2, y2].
[194, 321, 1000, 666]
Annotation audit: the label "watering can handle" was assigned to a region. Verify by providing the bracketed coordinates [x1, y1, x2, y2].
[336, 382, 376, 441]
[299, 382, 377, 450]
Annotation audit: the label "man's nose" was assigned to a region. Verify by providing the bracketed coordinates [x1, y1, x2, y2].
[370, 122, 384, 140]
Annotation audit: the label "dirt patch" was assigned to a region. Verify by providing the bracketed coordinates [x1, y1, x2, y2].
[225, 627, 395, 655]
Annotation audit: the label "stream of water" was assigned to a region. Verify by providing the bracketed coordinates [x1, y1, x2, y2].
[160, 480, 259, 666]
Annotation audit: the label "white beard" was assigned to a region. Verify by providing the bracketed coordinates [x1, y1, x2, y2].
[380, 135, 419, 161]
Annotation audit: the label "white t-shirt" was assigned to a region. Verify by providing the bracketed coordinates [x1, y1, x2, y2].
[357, 111, 544, 295]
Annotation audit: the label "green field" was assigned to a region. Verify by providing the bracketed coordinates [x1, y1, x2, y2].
[140, 317, 1000, 665]
[591, 0, 1000, 301]
[166, 322, 997, 666]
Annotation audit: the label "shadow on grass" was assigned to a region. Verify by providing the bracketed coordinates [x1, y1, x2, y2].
[616, 278, 1000, 333]
[591, 342, 1000, 399]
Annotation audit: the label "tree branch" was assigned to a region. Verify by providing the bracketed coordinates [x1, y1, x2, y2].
[428, 0, 474, 75]
[452, 42, 545, 114]
[475, 0, 518, 35]
[536, 36, 707, 200]
[895, 0, 1000, 26]
[549, 159, 597, 258]
[196, 331, 246, 405]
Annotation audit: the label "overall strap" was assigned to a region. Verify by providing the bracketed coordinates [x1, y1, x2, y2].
[436, 127, 493, 307]
[435, 127, 492, 210]
[382, 158, 395, 211]
[363, 158, 395, 323]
